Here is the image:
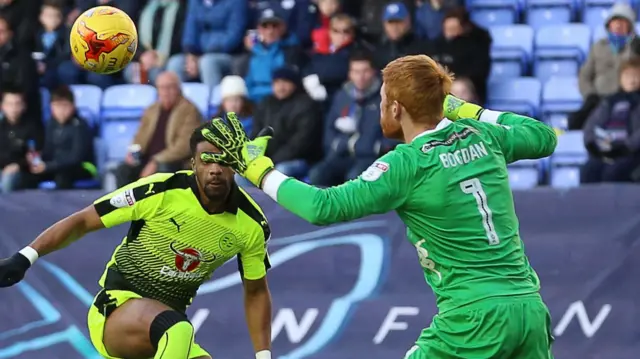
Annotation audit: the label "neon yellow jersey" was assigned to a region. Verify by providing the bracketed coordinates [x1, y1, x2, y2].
[93, 171, 270, 312]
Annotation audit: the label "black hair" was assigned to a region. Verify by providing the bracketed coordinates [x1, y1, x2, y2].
[190, 122, 210, 157]
[1, 85, 24, 101]
[42, 0, 65, 11]
[50, 85, 75, 103]
[349, 49, 374, 67]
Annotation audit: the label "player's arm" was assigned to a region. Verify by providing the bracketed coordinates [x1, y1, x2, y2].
[444, 95, 557, 163]
[476, 110, 558, 163]
[238, 223, 272, 359]
[0, 176, 164, 288]
[260, 151, 413, 226]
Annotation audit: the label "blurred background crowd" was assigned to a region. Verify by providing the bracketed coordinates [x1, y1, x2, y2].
[0, 0, 639, 194]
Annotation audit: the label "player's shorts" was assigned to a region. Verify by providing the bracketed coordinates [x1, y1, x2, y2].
[88, 289, 210, 359]
[404, 294, 554, 359]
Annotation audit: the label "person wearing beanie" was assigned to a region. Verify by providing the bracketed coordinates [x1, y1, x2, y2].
[214, 75, 255, 133]
[248, 65, 322, 180]
[574, 2, 640, 129]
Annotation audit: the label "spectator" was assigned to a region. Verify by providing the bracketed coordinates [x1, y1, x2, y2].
[372, 2, 431, 70]
[431, 7, 491, 104]
[115, 72, 202, 187]
[309, 52, 384, 186]
[573, 2, 640, 130]
[250, 66, 322, 177]
[303, 14, 357, 103]
[124, 0, 187, 85]
[0, 16, 41, 124]
[244, 7, 304, 102]
[0, 88, 42, 193]
[20, 86, 95, 189]
[296, 0, 341, 50]
[415, 0, 460, 40]
[581, 58, 640, 183]
[450, 77, 479, 104]
[0, 0, 38, 49]
[213, 75, 255, 134]
[248, 0, 299, 32]
[35, 0, 71, 90]
[166, 0, 247, 87]
[358, 0, 414, 42]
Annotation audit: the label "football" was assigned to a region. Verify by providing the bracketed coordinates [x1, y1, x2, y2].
[69, 6, 138, 74]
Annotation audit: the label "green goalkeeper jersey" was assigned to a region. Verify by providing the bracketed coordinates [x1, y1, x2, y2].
[266, 112, 557, 313]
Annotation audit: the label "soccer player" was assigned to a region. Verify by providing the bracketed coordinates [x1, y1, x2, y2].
[0, 123, 273, 359]
[209, 55, 558, 358]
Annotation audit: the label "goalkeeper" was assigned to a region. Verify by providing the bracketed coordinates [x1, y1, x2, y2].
[206, 55, 557, 359]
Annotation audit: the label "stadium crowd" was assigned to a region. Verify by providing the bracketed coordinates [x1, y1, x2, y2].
[0, 0, 639, 194]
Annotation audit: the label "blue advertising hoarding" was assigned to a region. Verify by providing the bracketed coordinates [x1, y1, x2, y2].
[0, 185, 639, 359]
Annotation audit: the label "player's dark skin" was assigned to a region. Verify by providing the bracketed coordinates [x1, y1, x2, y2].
[24, 140, 271, 359]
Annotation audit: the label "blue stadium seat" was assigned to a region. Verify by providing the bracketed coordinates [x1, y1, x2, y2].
[471, 9, 516, 27]
[508, 160, 542, 189]
[541, 76, 582, 129]
[101, 84, 157, 121]
[101, 121, 141, 162]
[209, 84, 222, 117]
[487, 77, 542, 116]
[550, 130, 587, 188]
[41, 87, 51, 124]
[489, 25, 534, 77]
[584, 5, 610, 28]
[469, 0, 519, 28]
[70, 85, 102, 127]
[534, 24, 591, 82]
[591, 25, 607, 42]
[526, 0, 573, 30]
[181, 82, 210, 118]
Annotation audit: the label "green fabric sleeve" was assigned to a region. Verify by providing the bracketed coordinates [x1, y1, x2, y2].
[274, 151, 414, 226]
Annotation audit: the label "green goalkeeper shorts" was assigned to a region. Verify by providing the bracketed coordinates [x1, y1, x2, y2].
[404, 294, 554, 359]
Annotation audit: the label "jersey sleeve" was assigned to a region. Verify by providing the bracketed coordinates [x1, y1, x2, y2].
[474, 111, 558, 164]
[93, 175, 166, 228]
[265, 150, 414, 226]
[237, 222, 271, 280]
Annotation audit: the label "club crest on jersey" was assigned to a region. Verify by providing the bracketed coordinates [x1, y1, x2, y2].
[109, 189, 135, 208]
[170, 242, 216, 272]
[361, 161, 389, 182]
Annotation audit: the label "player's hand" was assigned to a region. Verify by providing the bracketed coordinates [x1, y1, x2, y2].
[443, 95, 484, 121]
[0, 252, 32, 288]
[200, 113, 275, 187]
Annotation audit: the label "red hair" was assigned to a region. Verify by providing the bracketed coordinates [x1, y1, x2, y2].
[382, 55, 454, 124]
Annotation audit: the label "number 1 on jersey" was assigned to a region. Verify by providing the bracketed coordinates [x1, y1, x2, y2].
[460, 178, 500, 245]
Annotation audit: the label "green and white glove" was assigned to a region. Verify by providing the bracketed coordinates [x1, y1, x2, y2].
[443, 94, 484, 121]
[200, 112, 249, 170]
[200, 112, 275, 187]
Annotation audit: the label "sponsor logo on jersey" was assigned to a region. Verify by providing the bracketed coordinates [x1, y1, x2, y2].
[109, 189, 135, 208]
[420, 127, 477, 153]
[361, 161, 389, 182]
[169, 242, 216, 273]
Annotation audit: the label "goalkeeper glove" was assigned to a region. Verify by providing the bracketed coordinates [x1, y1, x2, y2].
[200, 113, 275, 187]
[443, 95, 484, 121]
[240, 127, 276, 187]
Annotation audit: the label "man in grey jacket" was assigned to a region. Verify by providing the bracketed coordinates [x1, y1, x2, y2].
[573, 2, 640, 129]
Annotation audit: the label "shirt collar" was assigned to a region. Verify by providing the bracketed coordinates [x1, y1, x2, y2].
[188, 174, 240, 214]
[411, 119, 453, 142]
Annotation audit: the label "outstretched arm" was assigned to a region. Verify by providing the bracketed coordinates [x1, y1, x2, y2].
[29, 205, 104, 256]
[260, 151, 414, 226]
